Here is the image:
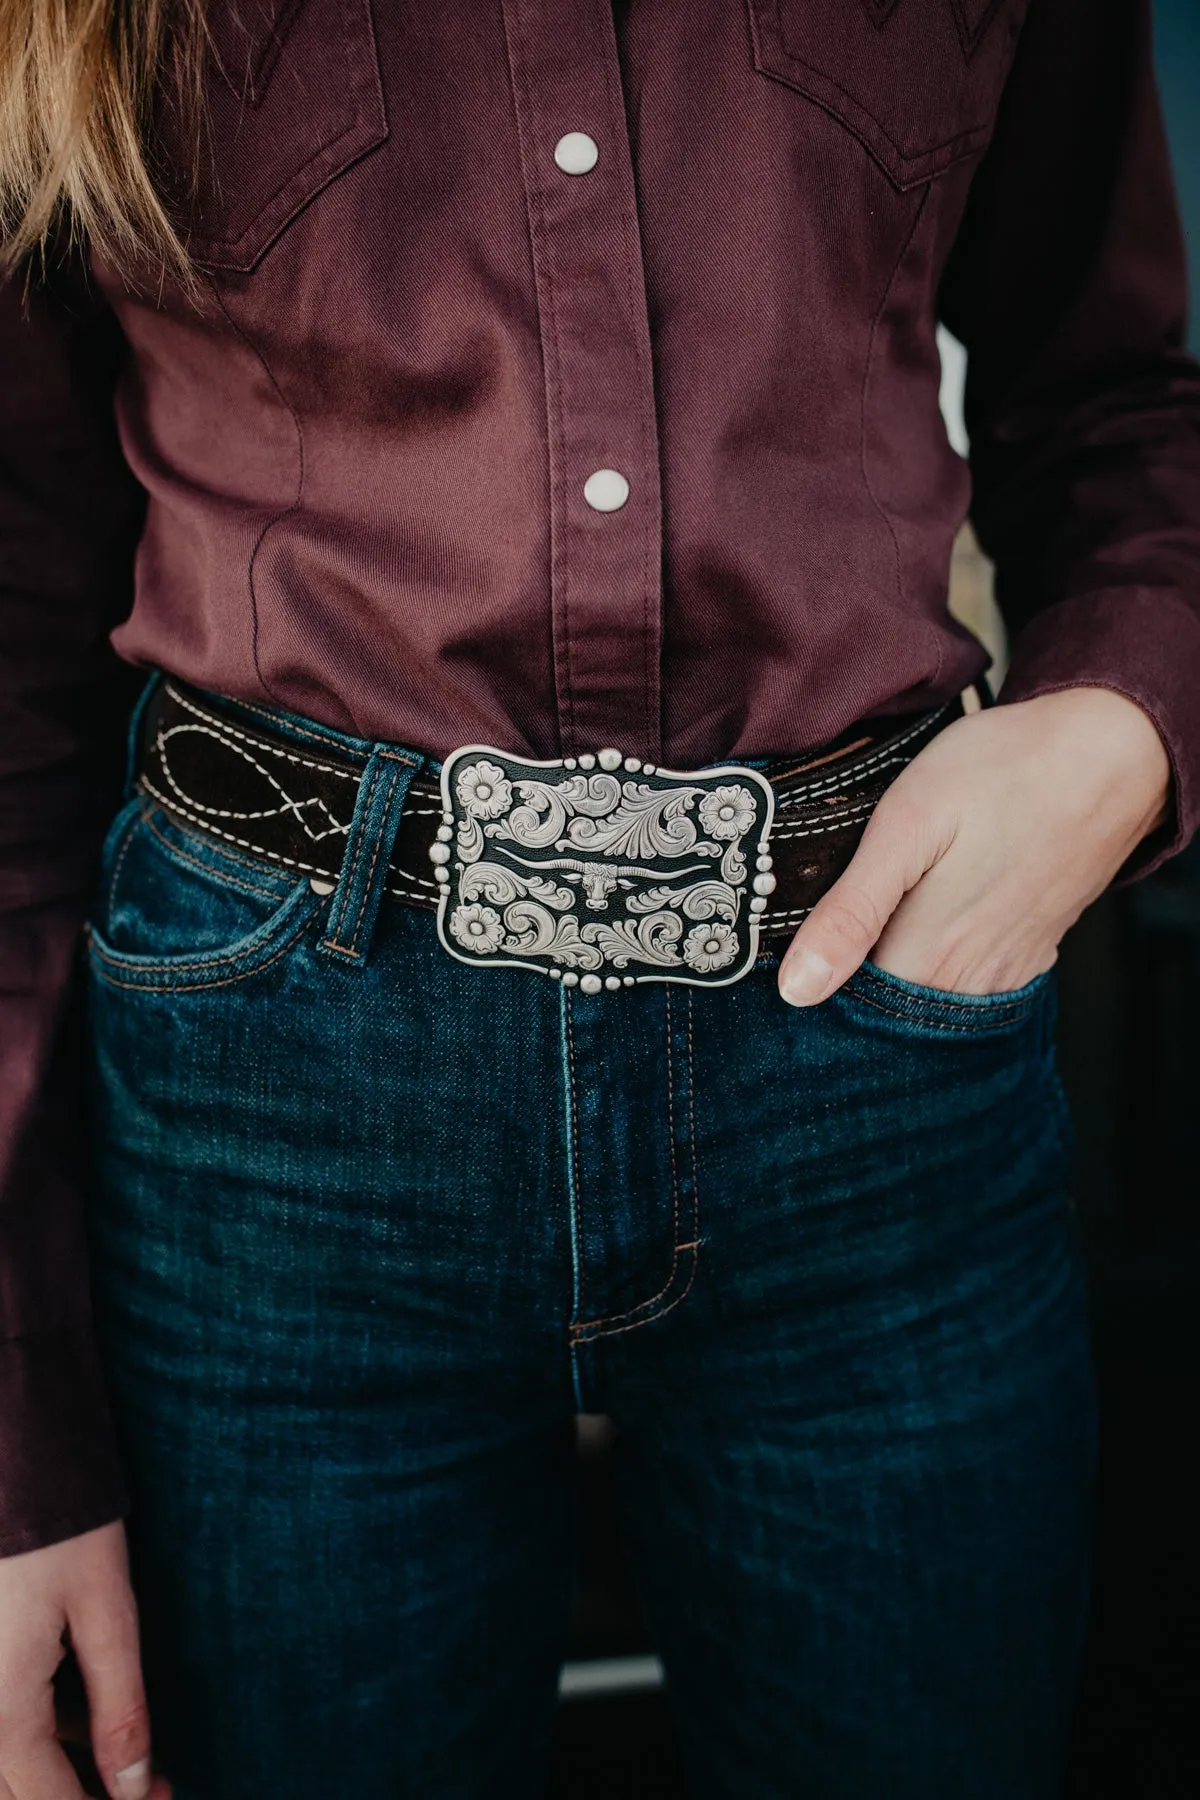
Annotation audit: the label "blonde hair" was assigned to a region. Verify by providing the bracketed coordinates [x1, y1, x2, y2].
[0, 0, 205, 284]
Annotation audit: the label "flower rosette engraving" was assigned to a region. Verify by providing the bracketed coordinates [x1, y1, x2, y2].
[682, 922, 738, 973]
[698, 785, 756, 841]
[456, 760, 512, 819]
[448, 902, 504, 954]
[437, 745, 773, 986]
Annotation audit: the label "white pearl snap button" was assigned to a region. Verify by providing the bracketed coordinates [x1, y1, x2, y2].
[554, 132, 599, 174]
[583, 469, 630, 512]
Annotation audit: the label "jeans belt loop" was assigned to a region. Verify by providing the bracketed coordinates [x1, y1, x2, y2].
[315, 746, 424, 968]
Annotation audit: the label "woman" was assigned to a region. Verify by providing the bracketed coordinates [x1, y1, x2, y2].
[0, 2, 1196, 1796]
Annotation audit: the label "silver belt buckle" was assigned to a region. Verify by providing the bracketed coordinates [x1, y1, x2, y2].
[431, 743, 776, 992]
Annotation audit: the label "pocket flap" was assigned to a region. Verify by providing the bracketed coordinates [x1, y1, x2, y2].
[747, 0, 1028, 190]
[178, 0, 388, 272]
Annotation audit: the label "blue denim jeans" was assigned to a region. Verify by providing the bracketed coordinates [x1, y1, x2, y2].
[84, 680, 1096, 1800]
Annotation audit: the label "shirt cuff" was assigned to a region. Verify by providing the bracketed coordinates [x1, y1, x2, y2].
[995, 586, 1200, 885]
[0, 1324, 130, 1559]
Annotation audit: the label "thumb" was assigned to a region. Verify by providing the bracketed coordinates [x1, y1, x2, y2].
[67, 1563, 162, 1800]
[777, 795, 941, 1006]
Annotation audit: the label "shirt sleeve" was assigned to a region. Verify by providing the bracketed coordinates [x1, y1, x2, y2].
[0, 247, 146, 1557]
[937, 0, 1200, 882]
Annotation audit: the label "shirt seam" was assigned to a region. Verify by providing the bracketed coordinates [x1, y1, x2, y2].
[859, 182, 944, 690]
[207, 278, 307, 712]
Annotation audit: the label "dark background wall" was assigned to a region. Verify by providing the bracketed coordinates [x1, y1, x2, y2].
[1059, 11, 1200, 1793]
[1156, 0, 1199, 349]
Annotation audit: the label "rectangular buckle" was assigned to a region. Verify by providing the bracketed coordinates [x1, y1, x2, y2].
[432, 744, 776, 991]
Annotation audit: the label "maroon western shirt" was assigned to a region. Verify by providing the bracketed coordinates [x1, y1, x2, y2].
[2, 0, 1200, 1555]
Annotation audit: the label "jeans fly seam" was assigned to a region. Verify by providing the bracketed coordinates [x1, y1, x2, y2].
[559, 986, 585, 1409]
[571, 1249, 698, 1342]
[685, 991, 700, 1249]
[571, 990, 699, 1342]
[667, 986, 681, 1243]
[572, 995, 680, 1335]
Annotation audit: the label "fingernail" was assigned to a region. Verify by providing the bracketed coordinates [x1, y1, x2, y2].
[114, 1759, 152, 1799]
[780, 948, 833, 1006]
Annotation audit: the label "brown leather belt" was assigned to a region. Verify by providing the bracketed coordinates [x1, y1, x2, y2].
[133, 677, 981, 977]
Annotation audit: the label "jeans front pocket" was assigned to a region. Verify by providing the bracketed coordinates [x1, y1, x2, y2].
[87, 796, 322, 994]
[838, 955, 1055, 1039]
[824, 957, 1075, 1228]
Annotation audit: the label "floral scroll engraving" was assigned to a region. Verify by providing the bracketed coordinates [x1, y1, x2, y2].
[436, 748, 775, 988]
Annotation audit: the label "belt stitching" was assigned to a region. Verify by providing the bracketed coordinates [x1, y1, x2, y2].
[142, 687, 954, 925]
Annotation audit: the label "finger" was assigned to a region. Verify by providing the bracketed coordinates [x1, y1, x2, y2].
[66, 1584, 153, 1800]
[0, 1744, 86, 1800]
[778, 795, 945, 1005]
[0, 1644, 86, 1800]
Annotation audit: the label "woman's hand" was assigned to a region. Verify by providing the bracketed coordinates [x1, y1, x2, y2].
[778, 687, 1172, 1005]
[0, 1521, 170, 1800]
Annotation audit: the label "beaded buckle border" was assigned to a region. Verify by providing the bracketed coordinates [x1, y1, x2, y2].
[431, 744, 776, 991]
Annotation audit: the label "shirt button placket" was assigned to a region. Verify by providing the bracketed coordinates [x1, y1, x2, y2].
[552, 135, 634, 526]
[501, 0, 664, 760]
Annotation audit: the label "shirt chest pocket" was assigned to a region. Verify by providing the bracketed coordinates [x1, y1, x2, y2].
[746, 0, 1029, 190]
[174, 0, 388, 272]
